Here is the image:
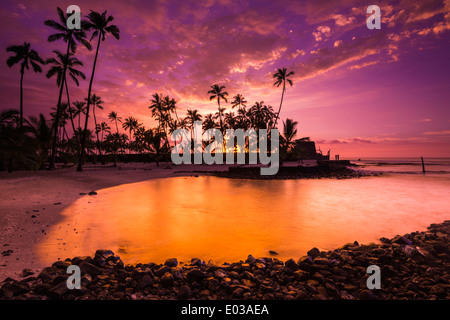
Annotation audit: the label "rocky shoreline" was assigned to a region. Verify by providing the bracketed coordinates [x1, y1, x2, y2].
[1, 221, 449, 300]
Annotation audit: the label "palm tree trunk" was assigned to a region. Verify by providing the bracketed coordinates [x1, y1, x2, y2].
[129, 129, 132, 155]
[163, 123, 170, 150]
[49, 41, 71, 169]
[273, 81, 285, 130]
[50, 80, 66, 169]
[218, 98, 222, 132]
[115, 119, 119, 134]
[19, 68, 24, 127]
[64, 126, 69, 142]
[93, 106, 103, 162]
[78, 33, 102, 172]
[64, 78, 79, 147]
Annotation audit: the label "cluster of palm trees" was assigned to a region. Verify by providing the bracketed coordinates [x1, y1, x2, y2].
[5, 7, 119, 171]
[3, 5, 301, 172]
[142, 68, 299, 156]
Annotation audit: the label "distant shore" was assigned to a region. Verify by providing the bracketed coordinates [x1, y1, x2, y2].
[214, 161, 374, 180]
[1, 220, 449, 300]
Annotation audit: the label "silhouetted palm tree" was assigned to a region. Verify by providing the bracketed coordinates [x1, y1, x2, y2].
[164, 95, 178, 122]
[185, 109, 202, 153]
[46, 50, 86, 168]
[208, 84, 228, 132]
[63, 78, 78, 147]
[231, 94, 247, 112]
[99, 121, 110, 142]
[103, 132, 125, 167]
[73, 101, 86, 129]
[185, 109, 202, 129]
[6, 42, 45, 126]
[85, 94, 104, 158]
[0, 109, 37, 172]
[45, 7, 91, 169]
[236, 107, 250, 130]
[108, 111, 122, 134]
[148, 129, 165, 167]
[202, 113, 218, 131]
[281, 118, 298, 152]
[26, 113, 53, 169]
[273, 67, 294, 129]
[249, 101, 272, 130]
[149, 93, 164, 130]
[44, 7, 92, 54]
[224, 112, 237, 130]
[122, 116, 140, 153]
[78, 9, 120, 172]
[149, 93, 174, 148]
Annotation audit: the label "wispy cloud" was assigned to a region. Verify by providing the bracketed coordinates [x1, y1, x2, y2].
[423, 130, 450, 135]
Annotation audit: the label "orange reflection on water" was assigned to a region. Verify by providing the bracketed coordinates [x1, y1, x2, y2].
[37, 175, 450, 265]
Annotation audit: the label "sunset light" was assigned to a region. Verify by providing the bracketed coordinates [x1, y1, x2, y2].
[0, 0, 449, 314]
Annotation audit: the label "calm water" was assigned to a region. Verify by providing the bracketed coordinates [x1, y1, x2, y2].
[37, 158, 450, 265]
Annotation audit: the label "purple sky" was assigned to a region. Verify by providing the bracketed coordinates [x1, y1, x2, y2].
[1, 0, 449, 157]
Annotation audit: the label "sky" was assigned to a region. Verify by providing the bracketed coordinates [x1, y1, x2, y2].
[0, 0, 449, 158]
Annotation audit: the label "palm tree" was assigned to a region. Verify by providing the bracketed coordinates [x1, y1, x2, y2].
[45, 7, 91, 169]
[85, 94, 104, 132]
[50, 104, 70, 156]
[162, 95, 177, 148]
[63, 78, 78, 147]
[26, 113, 53, 169]
[0, 109, 36, 172]
[46, 50, 86, 168]
[249, 101, 269, 130]
[108, 111, 122, 134]
[231, 94, 247, 112]
[149, 93, 173, 148]
[185, 109, 202, 129]
[78, 10, 120, 172]
[208, 84, 228, 132]
[163, 95, 178, 122]
[72, 101, 86, 129]
[273, 67, 294, 129]
[148, 129, 165, 167]
[44, 7, 91, 54]
[149, 93, 164, 130]
[224, 112, 237, 130]
[85, 94, 104, 158]
[99, 121, 110, 142]
[122, 116, 140, 153]
[281, 118, 298, 153]
[6, 42, 45, 126]
[236, 107, 250, 130]
[185, 109, 202, 153]
[202, 113, 218, 131]
[103, 132, 125, 167]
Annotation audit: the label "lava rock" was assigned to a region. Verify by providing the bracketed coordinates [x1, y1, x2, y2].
[307, 247, 321, 259]
[164, 258, 178, 267]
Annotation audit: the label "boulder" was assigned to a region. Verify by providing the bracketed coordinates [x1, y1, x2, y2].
[186, 269, 206, 281]
[284, 258, 299, 271]
[164, 258, 178, 267]
[392, 236, 413, 245]
[307, 247, 321, 259]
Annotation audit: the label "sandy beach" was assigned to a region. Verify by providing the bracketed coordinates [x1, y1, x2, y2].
[0, 162, 228, 281]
